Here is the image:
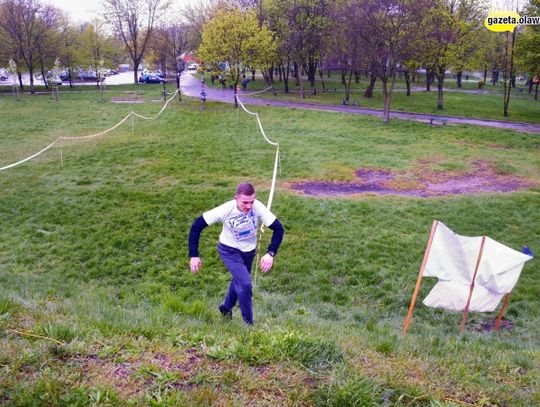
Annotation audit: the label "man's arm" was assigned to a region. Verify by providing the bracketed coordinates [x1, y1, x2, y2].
[188, 216, 208, 273]
[260, 219, 284, 273]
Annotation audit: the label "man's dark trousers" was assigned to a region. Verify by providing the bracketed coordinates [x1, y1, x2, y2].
[217, 243, 256, 324]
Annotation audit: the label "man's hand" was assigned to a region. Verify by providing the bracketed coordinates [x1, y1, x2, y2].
[190, 257, 202, 274]
[260, 253, 274, 273]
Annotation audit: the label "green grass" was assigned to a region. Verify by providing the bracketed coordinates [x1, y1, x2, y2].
[0, 90, 539, 405]
[206, 72, 540, 124]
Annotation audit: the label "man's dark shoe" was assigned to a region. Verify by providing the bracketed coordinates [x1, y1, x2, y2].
[218, 305, 232, 319]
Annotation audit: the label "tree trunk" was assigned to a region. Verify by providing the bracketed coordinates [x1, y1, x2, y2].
[456, 71, 462, 88]
[436, 67, 445, 110]
[341, 70, 346, 85]
[363, 73, 376, 98]
[405, 70, 411, 96]
[251, 68, 255, 81]
[344, 67, 353, 102]
[133, 59, 139, 84]
[483, 67, 487, 83]
[503, 30, 516, 117]
[535, 82, 539, 100]
[29, 67, 35, 94]
[297, 60, 304, 99]
[426, 68, 431, 91]
[354, 71, 360, 83]
[528, 79, 533, 93]
[17, 70, 24, 90]
[284, 59, 290, 93]
[318, 68, 326, 92]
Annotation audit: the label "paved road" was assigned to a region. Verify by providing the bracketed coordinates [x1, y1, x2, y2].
[180, 72, 540, 134]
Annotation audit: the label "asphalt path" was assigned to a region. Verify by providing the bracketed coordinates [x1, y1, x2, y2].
[180, 72, 540, 134]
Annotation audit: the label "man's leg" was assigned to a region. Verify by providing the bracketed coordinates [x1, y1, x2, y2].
[218, 244, 255, 324]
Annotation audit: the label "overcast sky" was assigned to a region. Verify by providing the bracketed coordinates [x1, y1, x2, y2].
[42, 0, 199, 24]
[42, 0, 525, 25]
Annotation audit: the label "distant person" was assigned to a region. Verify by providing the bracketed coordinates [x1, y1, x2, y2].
[188, 183, 284, 325]
[241, 75, 250, 90]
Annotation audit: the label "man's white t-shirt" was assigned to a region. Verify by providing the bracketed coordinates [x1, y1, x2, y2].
[203, 199, 276, 252]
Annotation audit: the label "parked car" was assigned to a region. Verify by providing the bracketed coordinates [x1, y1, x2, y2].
[59, 70, 72, 81]
[138, 73, 166, 84]
[187, 63, 199, 70]
[0, 69, 8, 81]
[78, 70, 102, 81]
[35, 72, 62, 85]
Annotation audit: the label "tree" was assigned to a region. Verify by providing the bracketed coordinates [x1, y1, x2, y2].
[265, 0, 297, 93]
[515, 0, 540, 100]
[419, 0, 484, 110]
[103, 0, 169, 84]
[198, 8, 276, 106]
[80, 21, 119, 87]
[0, 0, 61, 93]
[148, 22, 189, 76]
[330, 0, 365, 103]
[57, 18, 81, 88]
[357, 0, 420, 122]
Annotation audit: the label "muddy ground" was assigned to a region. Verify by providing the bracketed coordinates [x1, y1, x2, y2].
[291, 160, 534, 197]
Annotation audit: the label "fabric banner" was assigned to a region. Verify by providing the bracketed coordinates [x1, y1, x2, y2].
[422, 222, 533, 312]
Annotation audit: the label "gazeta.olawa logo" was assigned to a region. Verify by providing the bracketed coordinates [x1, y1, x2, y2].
[485, 10, 540, 32]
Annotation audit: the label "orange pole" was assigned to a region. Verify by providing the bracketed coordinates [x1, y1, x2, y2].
[403, 220, 438, 334]
[460, 235, 486, 332]
[494, 293, 511, 330]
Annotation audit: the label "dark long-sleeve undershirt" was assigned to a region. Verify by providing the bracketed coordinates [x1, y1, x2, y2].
[188, 216, 208, 257]
[267, 219, 284, 255]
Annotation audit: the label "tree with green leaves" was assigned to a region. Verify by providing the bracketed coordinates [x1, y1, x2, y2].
[198, 7, 276, 106]
[80, 20, 118, 88]
[420, 0, 484, 110]
[0, 0, 61, 93]
[515, 0, 540, 100]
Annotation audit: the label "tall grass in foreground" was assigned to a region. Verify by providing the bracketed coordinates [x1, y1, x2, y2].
[0, 93, 538, 405]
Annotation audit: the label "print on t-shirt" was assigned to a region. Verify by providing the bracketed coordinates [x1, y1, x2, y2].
[227, 211, 257, 241]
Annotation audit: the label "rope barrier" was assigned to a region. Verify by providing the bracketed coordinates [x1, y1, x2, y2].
[0, 90, 179, 172]
[235, 93, 280, 287]
[240, 85, 275, 96]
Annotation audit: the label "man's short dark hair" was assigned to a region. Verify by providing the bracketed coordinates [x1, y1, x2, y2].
[236, 183, 255, 196]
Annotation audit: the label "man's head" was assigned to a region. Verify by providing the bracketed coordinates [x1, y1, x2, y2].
[235, 183, 256, 213]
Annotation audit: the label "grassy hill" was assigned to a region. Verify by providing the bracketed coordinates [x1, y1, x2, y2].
[0, 89, 538, 406]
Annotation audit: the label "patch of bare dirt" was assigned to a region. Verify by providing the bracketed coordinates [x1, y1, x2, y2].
[291, 161, 534, 197]
[471, 318, 514, 333]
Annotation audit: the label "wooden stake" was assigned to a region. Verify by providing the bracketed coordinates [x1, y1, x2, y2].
[460, 235, 486, 332]
[403, 220, 438, 334]
[494, 293, 511, 330]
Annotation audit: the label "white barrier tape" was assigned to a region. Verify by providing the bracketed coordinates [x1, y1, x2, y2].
[235, 94, 278, 147]
[240, 85, 274, 96]
[131, 90, 179, 120]
[59, 112, 134, 141]
[0, 139, 59, 171]
[235, 93, 281, 288]
[0, 90, 179, 172]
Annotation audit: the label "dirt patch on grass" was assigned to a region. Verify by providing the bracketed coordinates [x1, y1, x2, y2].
[73, 348, 316, 403]
[471, 318, 514, 333]
[291, 161, 534, 197]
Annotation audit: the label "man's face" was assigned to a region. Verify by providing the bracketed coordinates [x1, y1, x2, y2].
[235, 193, 255, 214]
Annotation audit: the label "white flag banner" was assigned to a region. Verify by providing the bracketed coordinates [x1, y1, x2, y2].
[422, 222, 533, 312]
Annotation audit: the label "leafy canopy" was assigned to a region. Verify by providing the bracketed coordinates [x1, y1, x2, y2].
[198, 8, 276, 87]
